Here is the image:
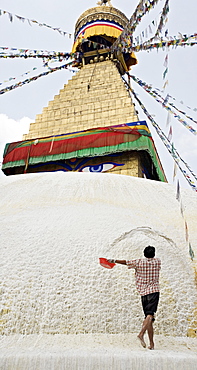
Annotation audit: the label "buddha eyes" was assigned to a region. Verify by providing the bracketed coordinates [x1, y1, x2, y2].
[81, 163, 119, 173]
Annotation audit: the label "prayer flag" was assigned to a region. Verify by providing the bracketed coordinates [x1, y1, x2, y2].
[166, 111, 171, 126]
[176, 180, 180, 201]
[163, 93, 170, 106]
[173, 162, 177, 181]
[165, 30, 168, 37]
[189, 243, 195, 260]
[180, 201, 184, 217]
[162, 80, 169, 90]
[8, 12, 13, 22]
[167, 126, 172, 141]
[163, 68, 168, 79]
[163, 54, 168, 67]
[185, 221, 189, 242]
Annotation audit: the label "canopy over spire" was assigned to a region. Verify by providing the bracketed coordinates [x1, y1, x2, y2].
[72, 2, 137, 72]
[97, 0, 112, 5]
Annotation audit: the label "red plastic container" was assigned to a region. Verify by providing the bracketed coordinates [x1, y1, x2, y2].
[99, 257, 116, 269]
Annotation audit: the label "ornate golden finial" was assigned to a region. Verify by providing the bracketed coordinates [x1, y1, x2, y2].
[97, 0, 112, 6]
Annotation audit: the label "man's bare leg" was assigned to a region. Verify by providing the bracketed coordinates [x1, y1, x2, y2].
[137, 315, 154, 348]
[147, 320, 154, 349]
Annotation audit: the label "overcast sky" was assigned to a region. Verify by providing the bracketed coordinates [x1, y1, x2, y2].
[0, 0, 197, 190]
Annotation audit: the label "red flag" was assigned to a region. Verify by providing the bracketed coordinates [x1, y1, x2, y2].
[163, 54, 168, 67]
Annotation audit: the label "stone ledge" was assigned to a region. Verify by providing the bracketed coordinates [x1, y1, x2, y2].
[0, 334, 196, 370]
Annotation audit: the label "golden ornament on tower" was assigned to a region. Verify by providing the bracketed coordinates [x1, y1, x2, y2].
[97, 0, 112, 6]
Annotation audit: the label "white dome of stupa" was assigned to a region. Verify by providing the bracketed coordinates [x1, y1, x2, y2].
[0, 172, 197, 368]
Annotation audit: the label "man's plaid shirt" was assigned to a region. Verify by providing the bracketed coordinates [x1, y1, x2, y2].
[126, 258, 161, 296]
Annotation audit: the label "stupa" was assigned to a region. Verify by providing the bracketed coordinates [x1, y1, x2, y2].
[1, 1, 197, 369]
[2, 0, 166, 182]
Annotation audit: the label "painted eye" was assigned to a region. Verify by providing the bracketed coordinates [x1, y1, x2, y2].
[81, 163, 115, 173]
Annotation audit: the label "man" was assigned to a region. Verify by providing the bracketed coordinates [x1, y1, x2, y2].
[108, 246, 161, 350]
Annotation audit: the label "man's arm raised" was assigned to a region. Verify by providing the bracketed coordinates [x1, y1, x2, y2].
[108, 259, 127, 265]
[115, 260, 127, 265]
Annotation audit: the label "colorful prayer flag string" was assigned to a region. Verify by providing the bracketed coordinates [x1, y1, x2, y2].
[3, 32, 195, 60]
[122, 77, 197, 191]
[0, 65, 41, 86]
[129, 74, 197, 135]
[134, 12, 168, 46]
[0, 62, 74, 95]
[162, 51, 169, 91]
[0, 59, 74, 86]
[175, 179, 195, 261]
[149, 0, 169, 42]
[127, 34, 197, 53]
[129, 0, 161, 33]
[111, 0, 161, 52]
[153, 87, 197, 123]
[0, 47, 72, 60]
[137, 38, 197, 51]
[0, 9, 72, 37]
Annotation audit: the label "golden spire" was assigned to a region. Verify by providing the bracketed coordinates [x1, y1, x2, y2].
[97, 0, 112, 5]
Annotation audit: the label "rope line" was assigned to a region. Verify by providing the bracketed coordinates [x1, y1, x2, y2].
[129, 74, 197, 135]
[0, 9, 72, 37]
[0, 62, 73, 95]
[122, 76, 197, 191]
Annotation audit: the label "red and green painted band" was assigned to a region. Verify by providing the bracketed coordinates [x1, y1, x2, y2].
[2, 135, 166, 182]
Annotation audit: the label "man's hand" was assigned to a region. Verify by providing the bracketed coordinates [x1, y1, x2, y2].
[107, 259, 116, 264]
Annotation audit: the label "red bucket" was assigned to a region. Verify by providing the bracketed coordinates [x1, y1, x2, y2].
[99, 257, 116, 269]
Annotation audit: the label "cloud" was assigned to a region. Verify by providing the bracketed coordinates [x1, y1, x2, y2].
[0, 114, 31, 162]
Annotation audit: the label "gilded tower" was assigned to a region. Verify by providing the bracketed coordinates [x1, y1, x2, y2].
[2, 1, 166, 181]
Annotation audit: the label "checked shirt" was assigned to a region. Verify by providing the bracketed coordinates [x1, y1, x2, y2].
[126, 258, 161, 296]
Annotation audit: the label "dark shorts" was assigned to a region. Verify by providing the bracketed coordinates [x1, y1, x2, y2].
[141, 292, 160, 319]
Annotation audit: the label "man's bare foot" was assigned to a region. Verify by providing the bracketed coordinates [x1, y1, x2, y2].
[137, 335, 146, 348]
[148, 343, 154, 350]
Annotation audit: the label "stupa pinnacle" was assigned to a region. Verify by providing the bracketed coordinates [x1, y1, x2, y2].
[97, 0, 112, 5]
